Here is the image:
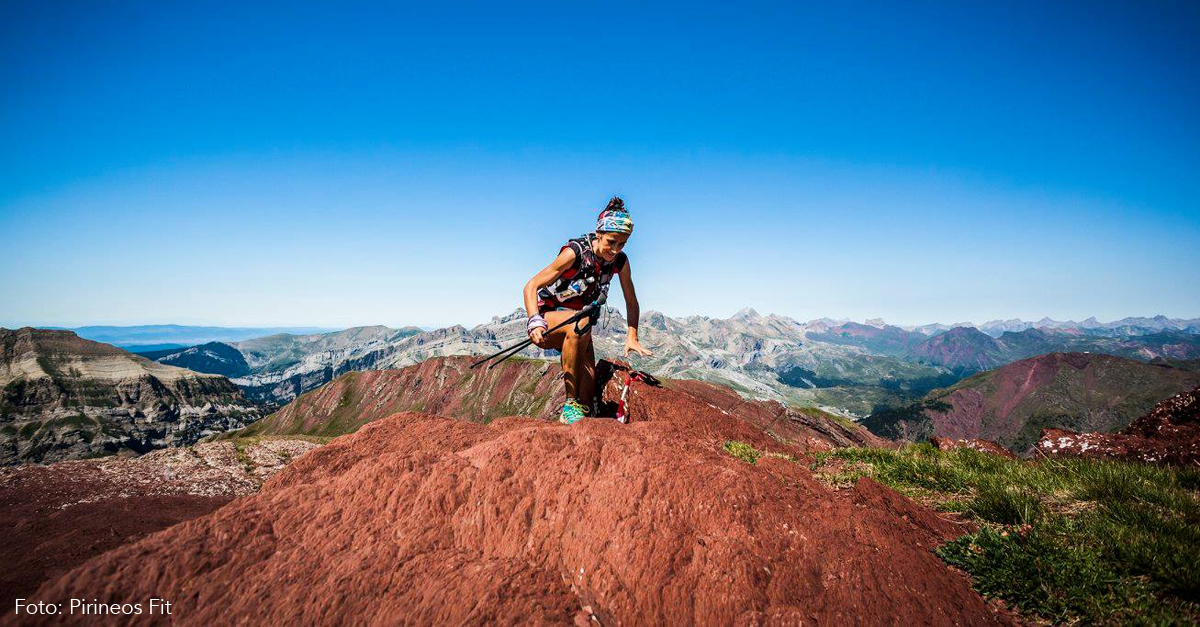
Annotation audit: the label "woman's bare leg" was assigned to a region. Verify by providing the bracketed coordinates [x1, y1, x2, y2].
[538, 311, 596, 410]
[579, 340, 596, 410]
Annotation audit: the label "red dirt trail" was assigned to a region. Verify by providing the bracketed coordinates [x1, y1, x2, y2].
[13, 374, 1008, 625]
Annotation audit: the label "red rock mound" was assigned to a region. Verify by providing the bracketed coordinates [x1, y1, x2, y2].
[17, 376, 1007, 625]
[617, 361, 887, 451]
[930, 436, 1017, 459]
[1037, 386, 1200, 465]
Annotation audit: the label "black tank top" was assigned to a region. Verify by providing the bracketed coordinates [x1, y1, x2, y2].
[536, 233, 627, 311]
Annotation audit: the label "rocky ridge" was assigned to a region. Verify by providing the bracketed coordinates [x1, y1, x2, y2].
[1037, 386, 1200, 465]
[134, 341, 251, 378]
[929, 436, 1017, 459]
[239, 356, 565, 437]
[236, 356, 887, 452]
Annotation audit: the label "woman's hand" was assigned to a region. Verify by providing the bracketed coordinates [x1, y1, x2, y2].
[624, 336, 653, 357]
[527, 313, 549, 347]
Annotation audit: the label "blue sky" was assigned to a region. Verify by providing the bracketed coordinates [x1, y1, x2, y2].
[2, 1, 1197, 329]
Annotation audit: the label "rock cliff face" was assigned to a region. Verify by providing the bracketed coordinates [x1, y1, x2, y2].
[1038, 386, 1200, 465]
[863, 352, 1200, 454]
[22, 363, 1005, 625]
[0, 328, 260, 465]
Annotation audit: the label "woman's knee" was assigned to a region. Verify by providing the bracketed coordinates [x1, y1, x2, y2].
[565, 334, 593, 355]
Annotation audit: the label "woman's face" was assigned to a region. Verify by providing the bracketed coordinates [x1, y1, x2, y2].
[594, 231, 630, 262]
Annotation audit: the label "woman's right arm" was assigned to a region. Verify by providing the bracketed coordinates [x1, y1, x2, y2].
[523, 248, 576, 345]
[523, 247, 576, 318]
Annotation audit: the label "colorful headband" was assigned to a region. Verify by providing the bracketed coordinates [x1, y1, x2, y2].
[597, 210, 634, 234]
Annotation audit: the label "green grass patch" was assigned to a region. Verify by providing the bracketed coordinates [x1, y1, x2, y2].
[723, 440, 799, 465]
[224, 434, 333, 447]
[230, 439, 256, 474]
[809, 444, 1200, 624]
[792, 405, 861, 431]
[501, 355, 550, 365]
[335, 377, 356, 410]
[723, 440, 761, 464]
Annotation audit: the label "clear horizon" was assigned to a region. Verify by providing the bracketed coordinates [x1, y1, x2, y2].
[3, 2, 1198, 330]
[4, 312, 1197, 334]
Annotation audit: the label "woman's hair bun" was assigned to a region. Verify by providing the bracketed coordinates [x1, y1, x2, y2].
[605, 196, 626, 213]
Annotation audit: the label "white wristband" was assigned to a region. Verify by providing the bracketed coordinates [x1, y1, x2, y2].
[527, 315, 548, 336]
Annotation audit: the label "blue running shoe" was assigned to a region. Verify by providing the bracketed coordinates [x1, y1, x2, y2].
[559, 399, 589, 424]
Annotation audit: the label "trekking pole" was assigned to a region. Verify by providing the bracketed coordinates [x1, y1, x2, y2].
[470, 297, 606, 370]
[474, 336, 535, 369]
[478, 308, 588, 370]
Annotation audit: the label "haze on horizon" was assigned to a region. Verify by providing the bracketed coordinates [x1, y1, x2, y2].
[2, 2, 1198, 330]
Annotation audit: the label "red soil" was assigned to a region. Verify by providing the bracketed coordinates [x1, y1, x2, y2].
[14, 374, 1010, 625]
[0, 467, 229, 605]
[0, 440, 318, 605]
[604, 359, 887, 451]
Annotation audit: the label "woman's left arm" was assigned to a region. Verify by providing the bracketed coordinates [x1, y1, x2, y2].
[617, 261, 653, 357]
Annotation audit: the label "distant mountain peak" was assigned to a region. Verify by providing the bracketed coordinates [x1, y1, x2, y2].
[489, 309, 527, 325]
[732, 307, 762, 321]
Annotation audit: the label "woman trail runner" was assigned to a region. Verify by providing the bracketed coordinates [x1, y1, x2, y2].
[523, 196, 653, 424]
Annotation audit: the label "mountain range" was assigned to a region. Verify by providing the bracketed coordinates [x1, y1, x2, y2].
[134, 311, 1200, 420]
[9, 310, 1197, 460]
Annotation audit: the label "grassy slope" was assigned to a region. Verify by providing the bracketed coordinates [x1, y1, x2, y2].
[809, 444, 1200, 624]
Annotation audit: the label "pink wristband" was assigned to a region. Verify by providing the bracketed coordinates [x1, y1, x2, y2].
[527, 315, 548, 336]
